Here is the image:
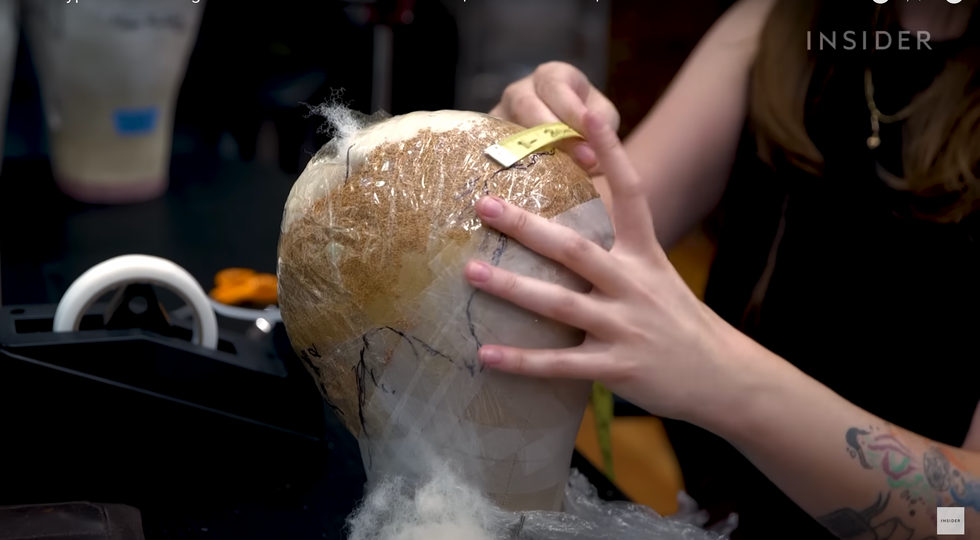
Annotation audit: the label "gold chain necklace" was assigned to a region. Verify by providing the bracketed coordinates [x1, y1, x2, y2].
[864, 4, 918, 150]
[865, 67, 918, 150]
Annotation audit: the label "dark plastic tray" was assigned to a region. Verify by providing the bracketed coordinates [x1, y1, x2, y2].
[0, 306, 330, 513]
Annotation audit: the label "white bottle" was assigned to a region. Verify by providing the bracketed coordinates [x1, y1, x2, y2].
[23, 0, 205, 203]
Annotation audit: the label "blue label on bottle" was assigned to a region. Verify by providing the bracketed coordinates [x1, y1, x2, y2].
[113, 107, 159, 136]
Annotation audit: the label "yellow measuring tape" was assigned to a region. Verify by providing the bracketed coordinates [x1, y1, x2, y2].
[484, 122, 583, 168]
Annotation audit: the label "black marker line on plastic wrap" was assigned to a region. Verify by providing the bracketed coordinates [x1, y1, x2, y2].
[353, 326, 457, 467]
[299, 345, 344, 417]
[467, 232, 508, 375]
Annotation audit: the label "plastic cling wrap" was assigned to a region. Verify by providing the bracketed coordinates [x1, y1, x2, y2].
[345, 464, 737, 540]
[277, 109, 614, 512]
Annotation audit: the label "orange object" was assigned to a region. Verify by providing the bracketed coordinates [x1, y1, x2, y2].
[210, 268, 278, 307]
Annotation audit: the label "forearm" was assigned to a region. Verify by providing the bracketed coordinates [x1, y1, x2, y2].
[706, 335, 980, 539]
[584, 0, 776, 252]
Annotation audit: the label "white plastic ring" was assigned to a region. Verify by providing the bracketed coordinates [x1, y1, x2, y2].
[53, 254, 220, 350]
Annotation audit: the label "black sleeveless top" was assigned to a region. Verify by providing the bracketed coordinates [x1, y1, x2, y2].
[661, 14, 980, 540]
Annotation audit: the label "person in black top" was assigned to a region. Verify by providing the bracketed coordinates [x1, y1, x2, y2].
[464, 0, 980, 539]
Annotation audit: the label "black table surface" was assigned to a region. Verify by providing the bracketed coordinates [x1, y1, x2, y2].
[0, 155, 628, 539]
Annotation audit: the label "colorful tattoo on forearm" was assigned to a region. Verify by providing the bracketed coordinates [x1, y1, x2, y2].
[817, 491, 936, 540]
[819, 423, 980, 539]
[847, 426, 931, 500]
[835, 425, 980, 521]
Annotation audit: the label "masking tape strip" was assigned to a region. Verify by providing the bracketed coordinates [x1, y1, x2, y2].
[52, 254, 220, 350]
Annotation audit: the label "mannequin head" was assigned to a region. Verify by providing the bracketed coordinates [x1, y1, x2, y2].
[277, 109, 613, 511]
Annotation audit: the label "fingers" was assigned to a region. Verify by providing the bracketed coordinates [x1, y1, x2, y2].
[473, 196, 626, 295]
[488, 103, 507, 120]
[494, 81, 598, 170]
[499, 79, 561, 127]
[569, 142, 598, 172]
[533, 64, 591, 132]
[584, 88, 622, 134]
[478, 345, 603, 380]
[531, 62, 619, 145]
[530, 78, 597, 170]
[531, 64, 601, 171]
[465, 260, 615, 337]
[492, 64, 612, 172]
[583, 112, 659, 252]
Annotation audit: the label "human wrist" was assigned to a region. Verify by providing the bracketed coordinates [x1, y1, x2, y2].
[688, 322, 791, 443]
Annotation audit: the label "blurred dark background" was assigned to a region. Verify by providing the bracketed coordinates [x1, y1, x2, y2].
[0, 0, 737, 307]
[0, 0, 737, 537]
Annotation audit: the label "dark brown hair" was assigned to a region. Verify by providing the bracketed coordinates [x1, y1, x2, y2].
[751, 0, 980, 223]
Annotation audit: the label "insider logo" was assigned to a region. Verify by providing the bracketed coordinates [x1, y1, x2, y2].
[937, 507, 966, 535]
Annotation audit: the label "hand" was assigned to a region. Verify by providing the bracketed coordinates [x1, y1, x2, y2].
[465, 112, 751, 425]
[490, 62, 620, 175]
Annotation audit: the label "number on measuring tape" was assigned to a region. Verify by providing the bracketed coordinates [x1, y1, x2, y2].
[484, 122, 583, 168]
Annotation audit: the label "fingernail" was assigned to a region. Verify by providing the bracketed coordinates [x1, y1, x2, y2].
[573, 143, 596, 165]
[480, 347, 503, 365]
[465, 261, 492, 283]
[477, 196, 504, 218]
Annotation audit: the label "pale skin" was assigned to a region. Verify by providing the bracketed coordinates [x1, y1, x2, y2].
[478, 0, 980, 538]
